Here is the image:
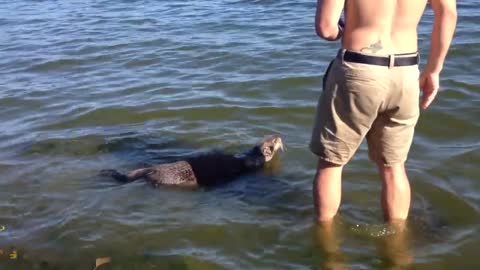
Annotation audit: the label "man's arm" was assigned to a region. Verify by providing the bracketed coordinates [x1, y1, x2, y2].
[315, 0, 345, 41]
[420, 0, 457, 109]
[425, 0, 457, 74]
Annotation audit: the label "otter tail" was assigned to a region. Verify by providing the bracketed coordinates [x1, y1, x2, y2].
[100, 168, 152, 183]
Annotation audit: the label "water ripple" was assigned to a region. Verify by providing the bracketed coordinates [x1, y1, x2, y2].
[0, 0, 478, 269]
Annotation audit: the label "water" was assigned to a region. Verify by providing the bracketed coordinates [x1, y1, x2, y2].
[0, 0, 478, 269]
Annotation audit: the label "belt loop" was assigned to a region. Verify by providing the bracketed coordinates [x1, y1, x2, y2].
[389, 54, 394, 68]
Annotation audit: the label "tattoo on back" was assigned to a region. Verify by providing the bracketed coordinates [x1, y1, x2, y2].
[360, 40, 383, 54]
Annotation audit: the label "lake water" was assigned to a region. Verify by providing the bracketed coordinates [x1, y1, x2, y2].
[0, 0, 479, 269]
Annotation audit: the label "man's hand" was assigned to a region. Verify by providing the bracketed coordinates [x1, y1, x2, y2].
[419, 71, 440, 109]
[335, 18, 345, 40]
[338, 18, 345, 29]
[421, 0, 456, 109]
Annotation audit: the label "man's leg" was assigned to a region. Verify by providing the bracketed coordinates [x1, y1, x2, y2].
[377, 163, 411, 222]
[377, 220, 413, 267]
[315, 219, 346, 270]
[313, 160, 343, 222]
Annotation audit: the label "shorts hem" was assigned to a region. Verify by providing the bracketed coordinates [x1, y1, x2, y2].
[368, 156, 407, 167]
[310, 146, 348, 166]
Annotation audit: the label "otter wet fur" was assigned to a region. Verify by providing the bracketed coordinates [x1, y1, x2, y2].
[100, 135, 284, 188]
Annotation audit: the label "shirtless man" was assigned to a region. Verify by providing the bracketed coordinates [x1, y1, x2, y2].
[310, 0, 457, 224]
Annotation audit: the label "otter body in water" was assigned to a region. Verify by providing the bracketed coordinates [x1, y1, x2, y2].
[100, 135, 284, 188]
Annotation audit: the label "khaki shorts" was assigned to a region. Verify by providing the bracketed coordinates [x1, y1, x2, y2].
[310, 50, 420, 166]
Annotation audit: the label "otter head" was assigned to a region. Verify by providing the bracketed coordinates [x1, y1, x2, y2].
[257, 135, 284, 162]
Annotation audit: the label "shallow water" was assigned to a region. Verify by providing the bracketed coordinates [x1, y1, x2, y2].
[0, 0, 479, 269]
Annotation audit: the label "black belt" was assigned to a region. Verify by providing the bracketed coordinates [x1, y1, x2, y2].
[339, 50, 419, 67]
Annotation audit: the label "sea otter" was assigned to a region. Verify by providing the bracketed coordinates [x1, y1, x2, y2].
[100, 135, 284, 188]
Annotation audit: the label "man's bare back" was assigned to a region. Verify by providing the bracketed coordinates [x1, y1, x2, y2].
[343, 0, 428, 54]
